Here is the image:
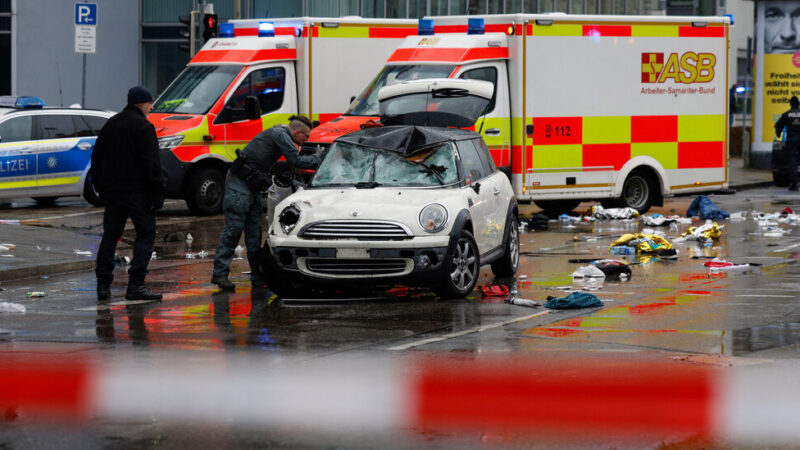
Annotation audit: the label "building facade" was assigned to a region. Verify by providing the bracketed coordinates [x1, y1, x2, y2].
[1, 0, 753, 113]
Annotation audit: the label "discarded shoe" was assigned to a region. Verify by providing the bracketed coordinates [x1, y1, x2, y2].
[97, 284, 111, 301]
[125, 285, 162, 301]
[211, 275, 235, 291]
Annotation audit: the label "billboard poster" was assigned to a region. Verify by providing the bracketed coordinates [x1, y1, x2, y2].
[758, 1, 800, 147]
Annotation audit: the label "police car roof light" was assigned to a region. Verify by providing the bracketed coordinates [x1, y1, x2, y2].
[467, 18, 484, 35]
[219, 22, 235, 38]
[258, 21, 275, 37]
[0, 96, 45, 109]
[418, 19, 434, 35]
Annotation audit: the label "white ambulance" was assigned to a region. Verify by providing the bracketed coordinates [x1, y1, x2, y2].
[307, 14, 730, 213]
[151, 17, 416, 215]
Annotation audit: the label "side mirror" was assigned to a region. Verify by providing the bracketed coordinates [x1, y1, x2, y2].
[244, 96, 260, 120]
[471, 182, 481, 194]
[350, 95, 356, 104]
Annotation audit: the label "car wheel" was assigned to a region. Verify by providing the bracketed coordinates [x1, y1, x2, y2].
[533, 200, 581, 217]
[82, 175, 104, 206]
[33, 197, 58, 207]
[620, 171, 655, 214]
[491, 215, 519, 277]
[435, 230, 480, 299]
[186, 167, 224, 216]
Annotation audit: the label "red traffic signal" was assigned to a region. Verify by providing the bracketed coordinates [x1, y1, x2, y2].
[202, 13, 219, 42]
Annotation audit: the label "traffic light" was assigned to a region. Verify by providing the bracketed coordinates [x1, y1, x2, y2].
[202, 13, 219, 42]
[178, 14, 194, 53]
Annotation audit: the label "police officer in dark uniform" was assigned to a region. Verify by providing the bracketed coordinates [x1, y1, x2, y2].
[92, 86, 166, 301]
[775, 95, 800, 191]
[211, 115, 320, 290]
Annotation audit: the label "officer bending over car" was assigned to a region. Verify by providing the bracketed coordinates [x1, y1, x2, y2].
[211, 115, 320, 291]
[775, 95, 800, 191]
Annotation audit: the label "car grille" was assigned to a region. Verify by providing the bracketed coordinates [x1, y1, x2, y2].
[306, 258, 408, 275]
[299, 220, 412, 240]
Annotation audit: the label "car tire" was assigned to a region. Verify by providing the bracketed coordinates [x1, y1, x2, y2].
[82, 175, 104, 206]
[491, 215, 519, 277]
[619, 170, 655, 214]
[33, 197, 58, 207]
[435, 230, 480, 299]
[186, 167, 224, 216]
[533, 200, 581, 217]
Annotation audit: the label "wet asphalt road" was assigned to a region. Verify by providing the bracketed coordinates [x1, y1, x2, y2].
[2, 189, 800, 447]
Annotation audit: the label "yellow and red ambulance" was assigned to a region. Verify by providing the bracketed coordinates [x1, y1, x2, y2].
[306, 14, 730, 213]
[150, 17, 416, 215]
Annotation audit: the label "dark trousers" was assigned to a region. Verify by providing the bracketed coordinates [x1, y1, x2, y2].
[788, 143, 800, 189]
[95, 191, 156, 286]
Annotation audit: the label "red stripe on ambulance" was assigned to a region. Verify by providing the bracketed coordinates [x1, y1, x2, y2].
[631, 115, 678, 143]
[387, 47, 508, 63]
[582, 143, 631, 171]
[192, 48, 297, 64]
[678, 141, 725, 168]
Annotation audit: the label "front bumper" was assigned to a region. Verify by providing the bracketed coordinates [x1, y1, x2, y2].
[159, 150, 190, 197]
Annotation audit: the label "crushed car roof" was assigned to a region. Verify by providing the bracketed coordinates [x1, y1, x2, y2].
[334, 125, 479, 156]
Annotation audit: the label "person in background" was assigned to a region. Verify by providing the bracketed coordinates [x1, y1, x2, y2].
[729, 84, 738, 126]
[211, 115, 320, 291]
[92, 86, 165, 301]
[775, 95, 800, 191]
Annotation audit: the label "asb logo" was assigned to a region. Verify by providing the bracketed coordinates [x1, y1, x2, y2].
[641, 52, 716, 84]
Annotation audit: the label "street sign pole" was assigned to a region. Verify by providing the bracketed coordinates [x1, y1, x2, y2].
[82, 54, 86, 107]
[74, 3, 97, 107]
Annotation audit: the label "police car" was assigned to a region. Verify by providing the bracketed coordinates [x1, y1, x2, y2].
[0, 96, 113, 206]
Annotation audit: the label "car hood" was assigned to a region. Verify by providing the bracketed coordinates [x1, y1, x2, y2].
[274, 186, 467, 233]
[149, 113, 205, 137]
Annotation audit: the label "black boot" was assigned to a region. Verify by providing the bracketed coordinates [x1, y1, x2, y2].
[97, 284, 111, 301]
[125, 284, 162, 301]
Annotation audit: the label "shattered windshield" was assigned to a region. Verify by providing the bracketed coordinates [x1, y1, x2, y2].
[153, 65, 242, 115]
[311, 141, 459, 187]
[345, 65, 456, 116]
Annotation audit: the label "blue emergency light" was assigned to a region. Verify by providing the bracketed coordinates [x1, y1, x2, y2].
[0, 96, 45, 109]
[219, 22, 235, 38]
[258, 21, 275, 37]
[467, 18, 484, 35]
[418, 19, 434, 35]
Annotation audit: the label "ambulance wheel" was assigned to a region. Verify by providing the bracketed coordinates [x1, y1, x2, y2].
[620, 171, 655, 214]
[533, 200, 580, 216]
[34, 197, 58, 207]
[434, 230, 480, 299]
[491, 215, 519, 277]
[82, 176, 103, 206]
[186, 168, 224, 216]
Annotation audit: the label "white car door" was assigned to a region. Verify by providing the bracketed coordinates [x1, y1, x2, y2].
[0, 114, 37, 199]
[456, 138, 496, 254]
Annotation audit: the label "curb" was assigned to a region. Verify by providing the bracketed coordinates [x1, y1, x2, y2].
[0, 260, 95, 283]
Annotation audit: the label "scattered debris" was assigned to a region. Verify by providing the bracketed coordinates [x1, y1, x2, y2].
[592, 259, 632, 280]
[482, 285, 510, 298]
[590, 205, 640, 220]
[687, 195, 729, 220]
[73, 250, 93, 256]
[545, 292, 603, 309]
[571, 265, 605, 279]
[26, 292, 46, 298]
[507, 298, 540, 308]
[608, 233, 676, 258]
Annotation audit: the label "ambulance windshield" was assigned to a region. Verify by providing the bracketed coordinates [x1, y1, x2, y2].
[344, 65, 456, 116]
[153, 65, 242, 115]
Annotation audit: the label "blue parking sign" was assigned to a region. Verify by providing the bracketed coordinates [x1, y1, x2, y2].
[75, 4, 97, 25]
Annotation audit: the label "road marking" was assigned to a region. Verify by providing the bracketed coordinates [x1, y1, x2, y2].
[771, 242, 800, 253]
[387, 310, 551, 351]
[14, 200, 182, 222]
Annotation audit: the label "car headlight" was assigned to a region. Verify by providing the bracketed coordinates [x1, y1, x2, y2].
[419, 203, 448, 233]
[279, 204, 301, 234]
[158, 135, 185, 151]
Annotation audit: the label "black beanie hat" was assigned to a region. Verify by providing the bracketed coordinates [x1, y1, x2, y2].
[792, 96, 800, 108]
[127, 86, 154, 105]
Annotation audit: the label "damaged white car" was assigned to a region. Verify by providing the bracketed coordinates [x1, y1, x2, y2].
[264, 79, 519, 298]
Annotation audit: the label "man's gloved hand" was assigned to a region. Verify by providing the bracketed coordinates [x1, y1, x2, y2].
[255, 173, 272, 191]
[153, 195, 165, 211]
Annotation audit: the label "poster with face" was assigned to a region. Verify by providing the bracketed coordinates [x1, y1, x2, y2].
[761, 1, 800, 142]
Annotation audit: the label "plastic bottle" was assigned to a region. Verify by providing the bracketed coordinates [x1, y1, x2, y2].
[609, 246, 634, 255]
[508, 298, 540, 308]
[559, 214, 570, 225]
[669, 222, 679, 233]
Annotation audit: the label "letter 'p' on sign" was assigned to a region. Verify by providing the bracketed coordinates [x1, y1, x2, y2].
[75, 3, 97, 25]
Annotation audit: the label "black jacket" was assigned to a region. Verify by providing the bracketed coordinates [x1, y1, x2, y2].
[91, 104, 165, 195]
[775, 106, 800, 144]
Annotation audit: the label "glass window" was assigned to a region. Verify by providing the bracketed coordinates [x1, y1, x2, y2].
[457, 139, 485, 184]
[475, 138, 497, 172]
[507, 0, 524, 12]
[0, 0, 9, 12]
[387, 0, 408, 17]
[142, 42, 192, 96]
[83, 116, 108, 135]
[431, 0, 449, 15]
[469, 0, 486, 14]
[409, 0, 427, 18]
[346, 64, 456, 116]
[570, 0, 586, 13]
[153, 65, 241, 115]
[0, 34, 8, 95]
[0, 116, 32, 143]
[252, 0, 302, 17]
[38, 115, 77, 140]
[363, 0, 386, 17]
[228, 67, 286, 115]
[73, 116, 94, 137]
[459, 66, 498, 113]
[142, 0, 193, 24]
